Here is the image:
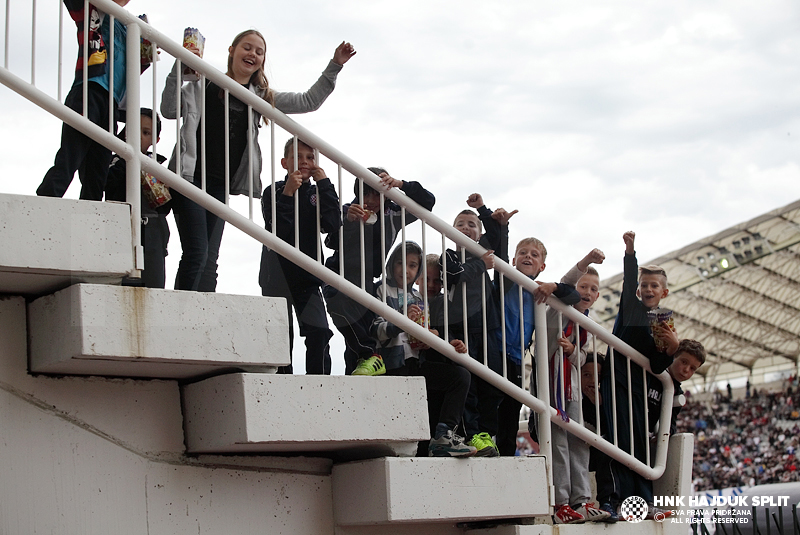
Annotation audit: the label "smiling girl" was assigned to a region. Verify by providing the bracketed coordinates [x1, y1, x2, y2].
[161, 30, 355, 291]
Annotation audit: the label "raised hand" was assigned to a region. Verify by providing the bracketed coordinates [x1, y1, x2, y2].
[333, 41, 356, 65]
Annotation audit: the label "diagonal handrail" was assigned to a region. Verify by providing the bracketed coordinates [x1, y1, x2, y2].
[0, 0, 675, 483]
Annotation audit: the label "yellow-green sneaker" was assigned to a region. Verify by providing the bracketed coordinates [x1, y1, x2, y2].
[470, 432, 500, 457]
[351, 355, 386, 376]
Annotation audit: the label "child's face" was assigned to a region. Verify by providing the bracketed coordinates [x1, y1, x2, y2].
[363, 191, 381, 213]
[424, 264, 442, 296]
[668, 352, 702, 382]
[281, 144, 316, 181]
[513, 244, 546, 278]
[575, 273, 600, 313]
[140, 115, 156, 154]
[637, 274, 669, 309]
[453, 213, 481, 242]
[581, 361, 601, 404]
[229, 33, 266, 82]
[393, 254, 421, 288]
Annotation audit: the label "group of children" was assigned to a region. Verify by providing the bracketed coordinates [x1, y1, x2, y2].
[39, 1, 708, 523]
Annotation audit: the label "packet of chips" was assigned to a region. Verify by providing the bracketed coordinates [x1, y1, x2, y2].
[647, 308, 675, 352]
[141, 170, 171, 209]
[182, 28, 205, 81]
[139, 15, 155, 64]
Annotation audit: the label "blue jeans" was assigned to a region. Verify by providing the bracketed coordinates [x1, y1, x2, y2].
[171, 179, 225, 292]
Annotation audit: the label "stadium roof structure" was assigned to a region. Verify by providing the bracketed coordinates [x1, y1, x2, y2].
[596, 199, 800, 391]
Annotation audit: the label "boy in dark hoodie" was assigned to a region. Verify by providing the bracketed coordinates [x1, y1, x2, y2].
[324, 168, 434, 376]
[372, 241, 475, 457]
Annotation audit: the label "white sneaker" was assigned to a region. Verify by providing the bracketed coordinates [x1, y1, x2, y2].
[574, 502, 611, 522]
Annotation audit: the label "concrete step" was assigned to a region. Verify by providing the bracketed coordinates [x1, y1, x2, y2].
[183, 374, 429, 459]
[28, 284, 290, 378]
[0, 193, 132, 295]
[467, 519, 687, 535]
[332, 456, 549, 527]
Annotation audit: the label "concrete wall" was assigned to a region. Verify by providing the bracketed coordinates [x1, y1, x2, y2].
[0, 296, 335, 535]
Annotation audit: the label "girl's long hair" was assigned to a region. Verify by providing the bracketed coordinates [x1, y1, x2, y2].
[226, 29, 275, 108]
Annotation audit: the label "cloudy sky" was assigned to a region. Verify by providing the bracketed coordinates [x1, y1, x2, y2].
[1, 0, 799, 373]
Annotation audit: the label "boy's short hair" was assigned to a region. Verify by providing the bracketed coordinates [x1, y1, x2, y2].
[514, 237, 547, 261]
[676, 339, 706, 365]
[140, 107, 161, 136]
[425, 253, 440, 271]
[283, 137, 314, 158]
[353, 167, 388, 198]
[585, 266, 599, 277]
[454, 209, 481, 232]
[639, 264, 668, 285]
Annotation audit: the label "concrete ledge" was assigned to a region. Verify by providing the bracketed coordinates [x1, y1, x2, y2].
[469, 521, 687, 535]
[332, 456, 549, 525]
[183, 374, 429, 457]
[0, 194, 132, 295]
[29, 284, 290, 378]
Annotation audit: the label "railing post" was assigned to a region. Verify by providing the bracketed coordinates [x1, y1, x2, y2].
[125, 21, 142, 277]
[534, 300, 554, 507]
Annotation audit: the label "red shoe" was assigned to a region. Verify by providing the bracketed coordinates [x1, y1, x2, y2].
[554, 504, 586, 524]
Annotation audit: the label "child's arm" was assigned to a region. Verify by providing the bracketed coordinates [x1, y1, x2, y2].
[532, 281, 580, 305]
[441, 249, 494, 289]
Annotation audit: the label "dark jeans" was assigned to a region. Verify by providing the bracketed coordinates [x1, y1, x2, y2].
[38, 82, 115, 200]
[323, 284, 378, 374]
[171, 180, 225, 292]
[497, 358, 523, 456]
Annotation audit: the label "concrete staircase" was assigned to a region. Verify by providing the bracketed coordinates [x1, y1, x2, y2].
[0, 193, 690, 534]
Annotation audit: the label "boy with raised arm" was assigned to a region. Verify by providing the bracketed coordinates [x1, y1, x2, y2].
[323, 168, 435, 376]
[439, 193, 504, 456]
[598, 231, 679, 517]
[259, 138, 341, 375]
[540, 251, 611, 523]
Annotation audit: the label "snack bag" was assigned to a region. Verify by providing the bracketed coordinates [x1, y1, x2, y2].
[182, 28, 205, 81]
[647, 308, 675, 352]
[139, 15, 155, 64]
[141, 170, 171, 209]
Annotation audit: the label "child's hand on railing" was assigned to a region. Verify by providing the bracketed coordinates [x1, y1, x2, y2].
[466, 193, 484, 209]
[332, 41, 357, 66]
[309, 166, 328, 182]
[533, 281, 557, 304]
[481, 250, 495, 270]
[558, 336, 575, 357]
[491, 207, 519, 226]
[282, 170, 304, 196]
[450, 339, 467, 353]
[377, 172, 402, 190]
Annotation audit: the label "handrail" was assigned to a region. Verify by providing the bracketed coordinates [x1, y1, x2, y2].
[0, 0, 675, 483]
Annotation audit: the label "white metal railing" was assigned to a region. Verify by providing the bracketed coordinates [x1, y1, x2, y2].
[0, 0, 676, 490]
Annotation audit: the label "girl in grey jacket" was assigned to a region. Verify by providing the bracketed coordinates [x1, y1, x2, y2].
[160, 29, 355, 291]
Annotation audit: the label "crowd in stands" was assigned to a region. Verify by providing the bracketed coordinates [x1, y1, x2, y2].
[677, 378, 800, 491]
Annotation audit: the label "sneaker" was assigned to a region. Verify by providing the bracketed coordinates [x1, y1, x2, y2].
[574, 502, 611, 523]
[599, 502, 618, 523]
[553, 504, 586, 524]
[645, 505, 674, 521]
[429, 424, 477, 457]
[470, 432, 500, 457]
[351, 355, 386, 376]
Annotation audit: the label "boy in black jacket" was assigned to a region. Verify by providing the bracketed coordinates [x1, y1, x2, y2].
[259, 138, 341, 375]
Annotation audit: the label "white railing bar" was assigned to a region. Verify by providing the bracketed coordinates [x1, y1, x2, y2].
[499, 271, 506, 378]
[81, 0, 87, 117]
[610, 347, 619, 446]
[643, 364, 650, 465]
[247, 107, 253, 219]
[315, 148, 321, 262]
[593, 336, 601, 436]
[626, 354, 634, 457]
[269, 122, 275, 236]
[124, 21, 141, 273]
[358, 177, 365, 290]
[379, 190, 387, 303]
[107, 14, 113, 132]
[337, 164, 343, 276]
[460, 247, 469, 356]
[30, 0, 35, 85]
[441, 233, 449, 342]
[150, 54, 157, 158]
[223, 89, 230, 204]
[481, 273, 488, 370]
[421, 223, 429, 327]
[534, 301, 554, 500]
[4, 0, 9, 68]
[401, 207, 407, 316]
[292, 135, 299, 250]
[57, 0, 62, 101]
[174, 60, 181, 178]
[199, 75, 206, 191]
